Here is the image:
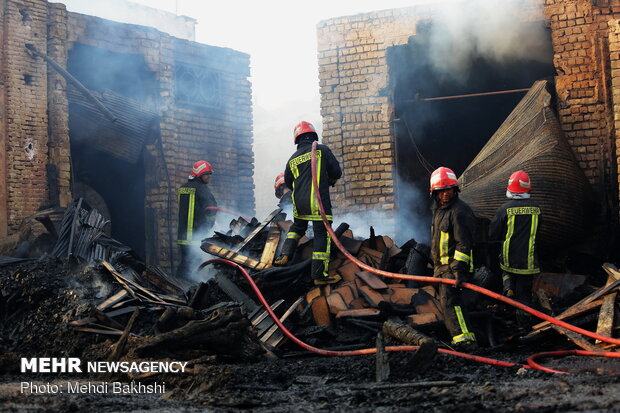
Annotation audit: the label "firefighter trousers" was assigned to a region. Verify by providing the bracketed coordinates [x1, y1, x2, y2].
[176, 244, 193, 280]
[502, 271, 536, 328]
[437, 268, 476, 344]
[287, 218, 331, 279]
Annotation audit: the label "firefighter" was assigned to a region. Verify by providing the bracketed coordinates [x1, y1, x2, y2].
[274, 172, 293, 216]
[274, 121, 342, 284]
[429, 166, 478, 348]
[489, 170, 541, 328]
[176, 160, 217, 280]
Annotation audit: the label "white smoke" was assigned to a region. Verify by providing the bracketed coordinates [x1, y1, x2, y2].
[427, 0, 547, 83]
[332, 177, 431, 247]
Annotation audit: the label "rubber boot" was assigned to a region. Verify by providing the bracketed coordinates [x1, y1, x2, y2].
[311, 259, 341, 285]
[274, 238, 297, 266]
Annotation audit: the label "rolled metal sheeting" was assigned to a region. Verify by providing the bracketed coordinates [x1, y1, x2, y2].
[459, 80, 593, 249]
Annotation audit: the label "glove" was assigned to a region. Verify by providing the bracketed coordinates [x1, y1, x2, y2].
[453, 271, 465, 289]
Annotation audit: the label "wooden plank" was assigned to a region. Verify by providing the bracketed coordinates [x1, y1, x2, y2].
[311, 296, 331, 326]
[260, 222, 281, 266]
[340, 236, 363, 255]
[350, 297, 368, 309]
[214, 272, 259, 313]
[97, 290, 128, 311]
[338, 261, 361, 282]
[356, 271, 388, 290]
[105, 306, 142, 319]
[201, 242, 269, 270]
[531, 298, 604, 332]
[261, 297, 304, 346]
[595, 273, 619, 344]
[254, 300, 286, 337]
[250, 299, 285, 327]
[333, 285, 356, 306]
[326, 292, 348, 315]
[551, 325, 606, 352]
[101, 261, 167, 304]
[408, 313, 441, 326]
[390, 288, 420, 305]
[335, 308, 381, 319]
[110, 308, 140, 361]
[305, 287, 322, 304]
[232, 208, 282, 253]
[358, 285, 386, 307]
[412, 289, 443, 318]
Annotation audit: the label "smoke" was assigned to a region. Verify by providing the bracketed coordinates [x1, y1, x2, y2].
[181, 209, 261, 282]
[426, 0, 547, 84]
[331, 176, 430, 247]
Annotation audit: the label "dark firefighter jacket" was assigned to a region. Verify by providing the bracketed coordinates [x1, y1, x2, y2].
[431, 196, 476, 275]
[488, 198, 541, 275]
[177, 178, 217, 245]
[278, 190, 293, 210]
[284, 141, 342, 221]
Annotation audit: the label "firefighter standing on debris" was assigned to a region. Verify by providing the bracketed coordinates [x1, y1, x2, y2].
[274, 172, 293, 216]
[274, 121, 342, 284]
[489, 170, 541, 328]
[176, 160, 217, 280]
[429, 166, 478, 348]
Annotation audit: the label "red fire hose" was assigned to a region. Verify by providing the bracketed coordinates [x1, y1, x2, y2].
[309, 141, 620, 348]
[195, 143, 620, 374]
[527, 350, 620, 374]
[200, 258, 526, 369]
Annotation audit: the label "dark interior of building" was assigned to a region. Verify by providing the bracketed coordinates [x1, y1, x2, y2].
[67, 43, 158, 259]
[387, 20, 556, 230]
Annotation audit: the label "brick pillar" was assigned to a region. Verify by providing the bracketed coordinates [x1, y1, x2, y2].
[46, 1, 71, 207]
[0, 0, 9, 236]
[2, 0, 50, 232]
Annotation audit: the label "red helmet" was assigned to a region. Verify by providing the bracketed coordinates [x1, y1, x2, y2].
[191, 160, 213, 178]
[507, 170, 531, 193]
[293, 121, 318, 144]
[274, 172, 285, 192]
[430, 167, 458, 194]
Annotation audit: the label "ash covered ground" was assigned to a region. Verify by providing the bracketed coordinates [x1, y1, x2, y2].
[1, 257, 620, 413]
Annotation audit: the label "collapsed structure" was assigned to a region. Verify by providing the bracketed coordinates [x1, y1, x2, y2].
[1, 0, 620, 394]
[0, 0, 254, 272]
[316, 0, 620, 255]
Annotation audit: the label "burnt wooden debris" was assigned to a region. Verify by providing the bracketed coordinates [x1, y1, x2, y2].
[3, 199, 619, 378]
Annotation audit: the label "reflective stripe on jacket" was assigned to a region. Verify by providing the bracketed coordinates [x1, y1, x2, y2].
[177, 179, 217, 244]
[431, 197, 476, 275]
[489, 199, 541, 275]
[284, 141, 342, 221]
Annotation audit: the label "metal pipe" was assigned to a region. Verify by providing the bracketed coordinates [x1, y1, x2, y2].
[25, 44, 117, 122]
[417, 88, 530, 102]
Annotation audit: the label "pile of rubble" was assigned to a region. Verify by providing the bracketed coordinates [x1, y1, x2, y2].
[1, 200, 619, 382]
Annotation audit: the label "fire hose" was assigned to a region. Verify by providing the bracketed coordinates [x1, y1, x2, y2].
[197, 142, 620, 374]
[205, 206, 252, 221]
[200, 258, 526, 369]
[307, 141, 620, 348]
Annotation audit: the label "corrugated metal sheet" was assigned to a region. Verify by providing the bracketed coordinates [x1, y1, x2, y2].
[68, 86, 159, 163]
[459, 80, 593, 248]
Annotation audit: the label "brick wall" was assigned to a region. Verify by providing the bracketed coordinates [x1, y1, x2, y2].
[317, 8, 423, 233]
[0, 0, 253, 271]
[317, 1, 620, 229]
[66, 14, 254, 270]
[0, 0, 51, 235]
[543, 0, 616, 198]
